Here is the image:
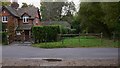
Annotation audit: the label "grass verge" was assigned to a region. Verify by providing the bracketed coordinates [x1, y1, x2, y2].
[32, 36, 119, 48]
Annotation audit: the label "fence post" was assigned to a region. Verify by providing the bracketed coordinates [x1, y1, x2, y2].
[116, 33, 120, 47]
[79, 33, 80, 45]
[100, 32, 103, 46]
[113, 32, 115, 42]
[45, 33, 47, 45]
[62, 37, 64, 45]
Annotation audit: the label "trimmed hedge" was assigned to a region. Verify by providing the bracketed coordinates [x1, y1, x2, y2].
[1, 32, 8, 45]
[32, 25, 60, 43]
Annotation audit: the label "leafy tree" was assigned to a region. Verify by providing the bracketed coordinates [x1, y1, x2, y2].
[21, 3, 35, 8]
[11, 2, 19, 9]
[0, 2, 11, 6]
[100, 2, 120, 33]
[78, 2, 105, 32]
[40, 1, 76, 21]
[61, 1, 76, 24]
[71, 13, 81, 33]
[21, 3, 28, 8]
[40, 2, 65, 21]
[28, 4, 35, 7]
[77, 2, 120, 38]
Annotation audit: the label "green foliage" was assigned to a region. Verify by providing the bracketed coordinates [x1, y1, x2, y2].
[33, 36, 119, 48]
[1, 32, 8, 45]
[71, 15, 81, 33]
[32, 25, 60, 43]
[21, 3, 28, 8]
[40, 2, 65, 21]
[77, 2, 120, 38]
[0, 2, 11, 6]
[0, 22, 2, 31]
[61, 27, 71, 34]
[40, 2, 76, 21]
[21, 3, 35, 8]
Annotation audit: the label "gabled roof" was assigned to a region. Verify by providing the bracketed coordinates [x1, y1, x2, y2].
[17, 7, 39, 18]
[2, 6, 19, 17]
[0, 6, 40, 19]
[42, 21, 71, 28]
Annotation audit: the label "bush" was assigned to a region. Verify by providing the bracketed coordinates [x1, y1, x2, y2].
[1, 32, 8, 45]
[70, 29, 76, 34]
[32, 25, 60, 43]
[61, 27, 71, 34]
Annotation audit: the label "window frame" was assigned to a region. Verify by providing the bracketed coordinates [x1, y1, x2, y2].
[2, 16, 8, 23]
[23, 16, 29, 23]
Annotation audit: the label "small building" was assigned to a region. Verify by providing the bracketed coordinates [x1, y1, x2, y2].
[0, 5, 41, 44]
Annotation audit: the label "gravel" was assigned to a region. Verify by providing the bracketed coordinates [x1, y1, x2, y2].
[2, 58, 119, 66]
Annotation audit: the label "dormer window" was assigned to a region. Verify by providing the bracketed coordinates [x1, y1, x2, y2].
[2, 16, 8, 23]
[23, 16, 29, 23]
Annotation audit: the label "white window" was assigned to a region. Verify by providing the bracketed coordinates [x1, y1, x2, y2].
[23, 16, 29, 23]
[2, 16, 8, 23]
[16, 31, 21, 35]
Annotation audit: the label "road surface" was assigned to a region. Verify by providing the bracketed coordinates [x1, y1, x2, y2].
[2, 43, 118, 60]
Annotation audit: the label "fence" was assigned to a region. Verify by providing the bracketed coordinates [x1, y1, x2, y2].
[56, 33, 119, 48]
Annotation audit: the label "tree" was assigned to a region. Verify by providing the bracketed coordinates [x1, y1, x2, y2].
[0, 2, 11, 6]
[28, 4, 35, 7]
[100, 2, 120, 33]
[11, 2, 19, 9]
[77, 2, 120, 38]
[21, 3, 35, 8]
[21, 3, 28, 8]
[61, 1, 76, 24]
[78, 2, 105, 32]
[40, 2, 65, 21]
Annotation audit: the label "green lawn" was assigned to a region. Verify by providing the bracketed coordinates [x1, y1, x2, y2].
[32, 36, 119, 48]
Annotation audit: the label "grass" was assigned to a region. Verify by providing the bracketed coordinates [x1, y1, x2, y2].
[32, 36, 119, 48]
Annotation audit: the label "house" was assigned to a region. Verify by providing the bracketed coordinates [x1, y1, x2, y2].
[0, 5, 41, 44]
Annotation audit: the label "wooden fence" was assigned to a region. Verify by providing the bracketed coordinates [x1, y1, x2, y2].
[58, 33, 103, 44]
[58, 32, 119, 46]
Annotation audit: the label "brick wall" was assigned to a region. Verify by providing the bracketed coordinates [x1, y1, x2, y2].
[2, 8, 17, 44]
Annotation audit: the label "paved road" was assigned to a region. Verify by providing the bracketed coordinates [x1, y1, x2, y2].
[2, 43, 118, 60]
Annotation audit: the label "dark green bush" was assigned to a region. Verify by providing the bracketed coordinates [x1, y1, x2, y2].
[32, 25, 60, 43]
[1, 32, 8, 45]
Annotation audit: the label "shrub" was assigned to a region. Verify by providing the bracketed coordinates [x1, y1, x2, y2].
[1, 32, 8, 45]
[70, 29, 76, 34]
[61, 27, 71, 34]
[32, 25, 60, 43]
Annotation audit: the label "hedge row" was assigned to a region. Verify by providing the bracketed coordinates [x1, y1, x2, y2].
[0, 32, 8, 45]
[32, 25, 61, 43]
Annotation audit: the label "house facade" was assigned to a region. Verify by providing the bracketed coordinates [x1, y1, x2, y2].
[0, 6, 41, 44]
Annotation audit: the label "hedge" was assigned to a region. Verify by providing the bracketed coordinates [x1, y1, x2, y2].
[0, 32, 8, 45]
[32, 25, 60, 43]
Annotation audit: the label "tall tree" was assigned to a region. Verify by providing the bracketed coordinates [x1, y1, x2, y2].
[40, 2, 65, 21]
[100, 2, 120, 33]
[61, 1, 76, 24]
[77, 2, 120, 37]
